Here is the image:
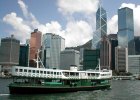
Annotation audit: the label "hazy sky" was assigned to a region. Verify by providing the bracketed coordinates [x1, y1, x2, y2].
[0, 0, 140, 47]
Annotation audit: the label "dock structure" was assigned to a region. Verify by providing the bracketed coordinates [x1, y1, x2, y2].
[112, 76, 134, 80]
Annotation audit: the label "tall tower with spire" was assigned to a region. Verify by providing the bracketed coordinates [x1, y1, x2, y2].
[92, 1, 111, 70]
[92, 1, 107, 49]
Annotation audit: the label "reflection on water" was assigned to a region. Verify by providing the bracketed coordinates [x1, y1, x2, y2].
[1, 79, 140, 100]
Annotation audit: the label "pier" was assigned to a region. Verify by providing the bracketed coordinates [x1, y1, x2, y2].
[112, 76, 134, 80]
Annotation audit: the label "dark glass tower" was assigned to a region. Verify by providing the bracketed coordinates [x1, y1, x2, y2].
[118, 7, 135, 55]
[92, 5, 107, 49]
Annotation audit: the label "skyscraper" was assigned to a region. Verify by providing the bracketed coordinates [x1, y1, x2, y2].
[118, 7, 135, 55]
[0, 35, 20, 73]
[42, 33, 65, 69]
[100, 36, 111, 70]
[92, 5, 107, 49]
[108, 34, 118, 70]
[19, 44, 29, 67]
[0, 35, 20, 66]
[29, 29, 42, 67]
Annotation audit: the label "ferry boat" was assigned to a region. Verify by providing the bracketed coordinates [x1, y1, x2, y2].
[9, 51, 112, 94]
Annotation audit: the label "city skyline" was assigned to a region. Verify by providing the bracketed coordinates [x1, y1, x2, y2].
[0, 0, 140, 47]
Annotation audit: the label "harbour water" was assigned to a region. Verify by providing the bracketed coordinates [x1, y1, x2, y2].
[0, 79, 140, 100]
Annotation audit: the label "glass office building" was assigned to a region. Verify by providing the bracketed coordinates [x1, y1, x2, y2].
[19, 44, 29, 67]
[42, 33, 65, 69]
[118, 7, 135, 55]
[83, 49, 100, 70]
[92, 6, 107, 49]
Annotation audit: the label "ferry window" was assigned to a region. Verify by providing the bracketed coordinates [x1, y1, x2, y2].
[91, 73, 95, 76]
[59, 72, 61, 75]
[33, 70, 35, 73]
[24, 69, 27, 72]
[15, 69, 18, 72]
[28, 70, 31, 73]
[37, 70, 39, 73]
[76, 73, 79, 76]
[57, 72, 59, 75]
[47, 71, 50, 74]
[54, 72, 56, 75]
[51, 72, 53, 74]
[88, 73, 90, 76]
[96, 74, 99, 76]
[70, 72, 74, 76]
[19, 69, 23, 72]
[40, 71, 43, 74]
[44, 71, 46, 74]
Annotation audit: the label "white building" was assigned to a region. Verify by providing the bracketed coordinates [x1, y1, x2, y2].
[42, 33, 65, 69]
[115, 46, 128, 72]
[128, 55, 140, 75]
[60, 49, 80, 70]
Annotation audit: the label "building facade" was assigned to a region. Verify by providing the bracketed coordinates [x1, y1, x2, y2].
[108, 34, 118, 70]
[100, 36, 111, 70]
[92, 5, 107, 49]
[134, 36, 140, 55]
[42, 33, 65, 69]
[0, 35, 20, 65]
[0, 35, 20, 73]
[19, 44, 29, 67]
[83, 49, 100, 70]
[118, 7, 135, 55]
[115, 46, 128, 72]
[60, 49, 80, 70]
[128, 55, 140, 76]
[29, 29, 42, 67]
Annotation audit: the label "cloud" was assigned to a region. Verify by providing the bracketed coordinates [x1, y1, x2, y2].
[18, 0, 40, 28]
[3, 12, 31, 43]
[64, 21, 93, 47]
[107, 15, 118, 34]
[3, 0, 99, 47]
[18, 0, 28, 18]
[108, 3, 140, 36]
[58, 0, 99, 15]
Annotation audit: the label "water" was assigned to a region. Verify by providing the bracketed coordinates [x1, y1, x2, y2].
[0, 79, 140, 100]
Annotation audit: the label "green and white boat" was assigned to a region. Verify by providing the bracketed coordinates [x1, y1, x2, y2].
[9, 51, 112, 94]
[9, 65, 112, 94]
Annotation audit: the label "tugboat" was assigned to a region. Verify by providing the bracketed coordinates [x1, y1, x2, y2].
[9, 51, 112, 94]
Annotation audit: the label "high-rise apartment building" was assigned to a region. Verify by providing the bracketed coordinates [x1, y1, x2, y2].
[115, 46, 128, 72]
[60, 49, 80, 70]
[118, 7, 135, 55]
[92, 5, 107, 49]
[42, 33, 65, 69]
[29, 29, 42, 67]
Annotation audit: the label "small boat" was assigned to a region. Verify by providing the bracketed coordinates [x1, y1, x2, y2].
[9, 51, 112, 94]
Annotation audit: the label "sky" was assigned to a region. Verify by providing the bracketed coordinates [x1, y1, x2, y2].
[0, 0, 140, 47]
